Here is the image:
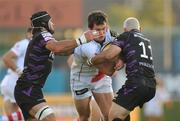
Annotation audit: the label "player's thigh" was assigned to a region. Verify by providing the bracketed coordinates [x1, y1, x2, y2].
[29, 102, 55, 121]
[92, 77, 113, 115]
[74, 97, 91, 117]
[93, 92, 113, 113]
[109, 102, 130, 120]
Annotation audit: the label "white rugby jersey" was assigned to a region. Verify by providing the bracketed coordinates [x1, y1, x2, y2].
[70, 29, 116, 82]
[7, 39, 29, 74]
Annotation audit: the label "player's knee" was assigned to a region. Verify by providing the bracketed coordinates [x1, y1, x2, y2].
[112, 118, 123, 121]
[79, 114, 91, 121]
[35, 106, 54, 120]
[79, 113, 91, 121]
[79, 116, 90, 121]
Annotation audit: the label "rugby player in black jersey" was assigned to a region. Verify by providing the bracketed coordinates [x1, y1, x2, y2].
[14, 11, 98, 121]
[88, 17, 156, 121]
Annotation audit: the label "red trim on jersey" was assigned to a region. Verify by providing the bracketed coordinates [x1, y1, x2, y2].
[17, 111, 22, 120]
[7, 114, 13, 121]
[91, 71, 105, 83]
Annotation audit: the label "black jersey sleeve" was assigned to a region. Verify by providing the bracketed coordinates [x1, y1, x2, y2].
[112, 32, 129, 49]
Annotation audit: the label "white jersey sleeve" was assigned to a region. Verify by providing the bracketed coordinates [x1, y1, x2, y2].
[9, 39, 29, 73]
[11, 40, 27, 57]
[80, 42, 99, 59]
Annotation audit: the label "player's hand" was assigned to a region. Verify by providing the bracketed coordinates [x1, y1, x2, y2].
[15, 67, 23, 76]
[84, 30, 100, 42]
[114, 59, 124, 70]
[75, 30, 100, 46]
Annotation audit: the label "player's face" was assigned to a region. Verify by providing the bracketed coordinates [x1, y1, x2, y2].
[92, 22, 107, 42]
[48, 19, 55, 34]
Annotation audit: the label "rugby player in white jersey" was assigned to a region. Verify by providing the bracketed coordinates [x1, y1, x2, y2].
[0, 28, 32, 121]
[70, 11, 118, 121]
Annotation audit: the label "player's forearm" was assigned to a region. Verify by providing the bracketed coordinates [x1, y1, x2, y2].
[46, 31, 92, 53]
[54, 48, 74, 56]
[46, 39, 77, 53]
[88, 45, 121, 66]
[55, 39, 77, 53]
[58, 30, 102, 53]
[91, 48, 116, 65]
[2, 55, 17, 71]
[91, 54, 108, 65]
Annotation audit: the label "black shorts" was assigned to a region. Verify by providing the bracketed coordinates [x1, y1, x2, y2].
[14, 82, 46, 120]
[113, 77, 156, 111]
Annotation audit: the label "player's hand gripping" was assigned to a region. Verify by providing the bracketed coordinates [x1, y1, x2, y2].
[114, 59, 124, 70]
[76, 30, 100, 46]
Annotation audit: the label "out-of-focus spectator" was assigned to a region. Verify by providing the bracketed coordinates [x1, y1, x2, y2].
[0, 27, 32, 121]
[144, 78, 172, 121]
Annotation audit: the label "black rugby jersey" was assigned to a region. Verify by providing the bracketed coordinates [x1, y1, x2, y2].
[17, 31, 54, 87]
[112, 30, 155, 79]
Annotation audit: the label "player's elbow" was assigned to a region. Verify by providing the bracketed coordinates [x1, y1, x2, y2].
[46, 40, 66, 53]
[2, 54, 9, 63]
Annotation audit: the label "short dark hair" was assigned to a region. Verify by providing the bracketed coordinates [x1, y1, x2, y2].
[88, 10, 108, 29]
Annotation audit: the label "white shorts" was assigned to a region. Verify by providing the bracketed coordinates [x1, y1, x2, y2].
[0, 73, 18, 103]
[71, 76, 113, 100]
[144, 102, 163, 117]
[144, 106, 163, 117]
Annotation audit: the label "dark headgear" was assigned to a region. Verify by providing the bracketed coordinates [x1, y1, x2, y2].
[31, 11, 51, 31]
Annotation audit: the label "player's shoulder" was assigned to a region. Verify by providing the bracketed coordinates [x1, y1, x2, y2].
[133, 31, 147, 39]
[40, 31, 54, 41]
[19, 38, 29, 43]
[15, 38, 29, 46]
[82, 40, 98, 47]
[116, 31, 129, 41]
[41, 31, 52, 38]
[78, 41, 98, 52]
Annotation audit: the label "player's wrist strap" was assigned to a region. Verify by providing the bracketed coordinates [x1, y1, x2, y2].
[75, 33, 87, 46]
[87, 58, 93, 66]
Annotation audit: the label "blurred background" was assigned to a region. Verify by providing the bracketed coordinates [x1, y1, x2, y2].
[0, 0, 179, 121]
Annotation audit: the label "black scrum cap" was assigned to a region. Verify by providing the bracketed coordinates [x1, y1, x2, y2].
[31, 11, 51, 28]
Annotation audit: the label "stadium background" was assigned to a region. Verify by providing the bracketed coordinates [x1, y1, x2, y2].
[0, 0, 180, 120]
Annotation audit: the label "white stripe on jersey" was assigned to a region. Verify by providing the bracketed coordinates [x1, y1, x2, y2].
[41, 31, 54, 41]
